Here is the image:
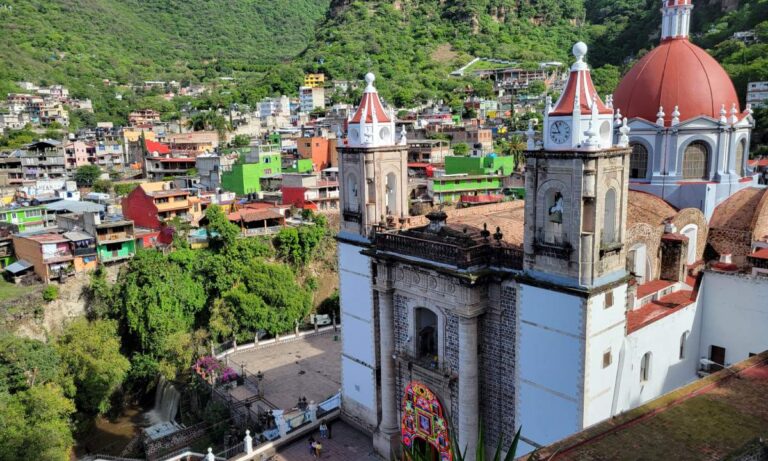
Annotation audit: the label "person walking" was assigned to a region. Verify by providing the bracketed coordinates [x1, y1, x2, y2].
[308, 436, 316, 456]
[319, 420, 328, 439]
[313, 439, 323, 459]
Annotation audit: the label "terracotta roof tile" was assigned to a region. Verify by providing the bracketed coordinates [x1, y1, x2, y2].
[710, 187, 766, 230]
[627, 290, 695, 334]
[627, 190, 678, 228]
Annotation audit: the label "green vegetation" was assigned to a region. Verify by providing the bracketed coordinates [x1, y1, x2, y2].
[92, 179, 113, 194]
[42, 285, 59, 302]
[73, 165, 102, 187]
[0, 280, 30, 302]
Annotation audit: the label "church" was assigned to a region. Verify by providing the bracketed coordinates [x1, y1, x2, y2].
[336, 1, 768, 459]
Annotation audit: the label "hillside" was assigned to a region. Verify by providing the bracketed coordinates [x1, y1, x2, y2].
[0, 0, 330, 96]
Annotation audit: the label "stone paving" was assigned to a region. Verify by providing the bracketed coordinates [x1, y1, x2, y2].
[224, 332, 342, 412]
[273, 420, 380, 461]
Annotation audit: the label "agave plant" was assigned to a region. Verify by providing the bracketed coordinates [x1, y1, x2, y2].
[403, 424, 522, 461]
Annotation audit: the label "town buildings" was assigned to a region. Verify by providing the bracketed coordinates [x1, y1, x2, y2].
[300, 86, 326, 113]
[336, 3, 768, 458]
[220, 145, 281, 196]
[281, 173, 340, 212]
[122, 181, 202, 230]
[747, 81, 768, 109]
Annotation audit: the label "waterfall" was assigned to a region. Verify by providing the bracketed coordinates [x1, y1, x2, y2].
[144, 376, 180, 426]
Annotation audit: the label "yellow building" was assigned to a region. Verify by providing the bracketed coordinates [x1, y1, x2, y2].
[304, 73, 326, 88]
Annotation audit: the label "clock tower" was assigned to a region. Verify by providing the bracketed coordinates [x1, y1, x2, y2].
[543, 42, 614, 151]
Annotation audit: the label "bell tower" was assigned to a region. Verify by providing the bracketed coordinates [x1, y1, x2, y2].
[525, 42, 631, 288]
[336, 73, 408, 439]
[339, 73, 408, 239]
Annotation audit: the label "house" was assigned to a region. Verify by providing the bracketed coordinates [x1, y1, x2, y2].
[122, 182, 202, 230]
[304, 73, 325, 88]
[145, 156, 197, 180]
[426, 155, 516, 204]
[56, 212, 136, 263]
[0, 206, 50, 232]
[166, 131, 219, 154]
[227, 204, 287, 236]
[20, 140, 66, 180]
[221, 146, 281, 196]
[297, 136, 337, 171]
[0, 151, 24, 185]
[407, 140, 452, 164]
[196, 153, 238, 190]
[299, 86, 325, 113]
[281, 173, 340, 212]
[128, 109, 161, 126]
[64, 141, 94, 169]
[12, 229, 97, 282]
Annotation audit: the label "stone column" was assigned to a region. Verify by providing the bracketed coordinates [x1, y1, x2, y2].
[458, 316, 479, 460]
[373, 287, 400, 458]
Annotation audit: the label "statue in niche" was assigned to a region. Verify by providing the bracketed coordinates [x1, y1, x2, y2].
[548, 191, 564, 224]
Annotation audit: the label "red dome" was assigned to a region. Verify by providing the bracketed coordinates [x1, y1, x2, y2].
[613, 39, 739, 126]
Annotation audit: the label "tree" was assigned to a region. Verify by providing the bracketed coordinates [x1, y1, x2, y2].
[74, 165, 102, 187]
[0, 383, 75, 461]
[453, 143, 469, 156]
[205, 204, 240, 251]
[92, 179, 113, 193]
[113, 250, 206, 356]
[232, 134, 251, 148]
[56, 319, 130, 415]
[0, 335, 64, 394]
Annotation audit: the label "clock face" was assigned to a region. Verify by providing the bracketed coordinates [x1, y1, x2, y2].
[549, 121, 571, 145]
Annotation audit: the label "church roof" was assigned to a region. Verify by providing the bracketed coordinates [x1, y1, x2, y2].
[627, 190, 678, 228]
[550, 42, 612, 117]
[710, 187, 767, 231]
[350, 73, 391, 124]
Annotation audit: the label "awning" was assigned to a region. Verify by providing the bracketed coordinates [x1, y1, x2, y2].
[5, 260, 32, 274]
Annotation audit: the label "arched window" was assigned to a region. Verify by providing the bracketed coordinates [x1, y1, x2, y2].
[414, 308, 438, 362]
[735, 139, 746, 177]
[345, 174, 359, 210]
[602, 188, 617, 245]
[679, 331, 689, 360]
[385, 172, 398, 216]
[682, 142, 709, 180]
[627, 243, 649, 283]
[681, 224, 698, 265]
[640, 352, 652, 382]
[629, 143, 649, 179]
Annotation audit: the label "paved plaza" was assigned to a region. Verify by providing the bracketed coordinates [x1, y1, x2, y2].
[225, 332, 342, 411]
[273, 420, 380, 461]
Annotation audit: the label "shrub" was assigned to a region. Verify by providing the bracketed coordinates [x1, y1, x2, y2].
[42, 285, 59, 302]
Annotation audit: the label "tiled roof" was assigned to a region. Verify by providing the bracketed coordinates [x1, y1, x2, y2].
[750, 248, 768, 261]
[710, 187, 766, 230]
[627, 190, 678, 228]
[145, 139, 170, 154]
[445, 200, 526, 247]
[627, 290, 695, 334]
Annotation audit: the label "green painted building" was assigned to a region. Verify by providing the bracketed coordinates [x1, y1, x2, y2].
[284, 158, 314, 174]
[444, 154, 516, 176]
[98, 239, 136, 263]
[429, 154, 516, 204]
[0, 206, 49, 232]
[221, 146, 282, 195]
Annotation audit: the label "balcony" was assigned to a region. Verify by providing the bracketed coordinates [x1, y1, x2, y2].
[97, 231, 134, 243]
[374, 231, 523, 270]
[73, 247, 97, 257]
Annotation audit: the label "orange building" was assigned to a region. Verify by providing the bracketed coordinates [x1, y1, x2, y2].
[12, 230, 97, 282]
[297, 136, 337, 172]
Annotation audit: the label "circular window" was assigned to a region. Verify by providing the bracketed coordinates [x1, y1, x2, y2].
[379, 127, 391, 141]
[350, 128, 359, 142]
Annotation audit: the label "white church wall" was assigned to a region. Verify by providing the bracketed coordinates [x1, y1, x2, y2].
[582, 285, 627, 426]
[341, 357, 376, 410]
[699, 271, 768, 366]
[517, 284, 584, 451]
[338, 241, 378, 428]
[619, 300, 700, 412]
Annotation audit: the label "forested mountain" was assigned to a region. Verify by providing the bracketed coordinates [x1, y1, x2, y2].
[0, 0, 766, 119]
[0, 0, 330, 95]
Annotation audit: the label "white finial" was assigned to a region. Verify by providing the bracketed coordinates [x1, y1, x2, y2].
[205, 448, 215, 461]
[606, 94, 614, 109]
[719, 104, 727, 124]
[730, 103, 739, 124]
[398, 125, 407, 145]
[571, 42, 589, 71]
[591, 95, 599, 118]
[614, 108, 622, 126]
[746, 103, 753, 115]
[545, 95, 553, 113]
[619, 118, 631, 147]
[364, 72, 376, 92]
[584, 119, 599, 148]
[526, 119, 536, 150]
[671, 105, 680, 126]
[656, 106, 665, 126]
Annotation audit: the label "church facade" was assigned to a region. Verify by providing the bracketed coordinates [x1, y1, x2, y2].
[337, 2, 768, 460]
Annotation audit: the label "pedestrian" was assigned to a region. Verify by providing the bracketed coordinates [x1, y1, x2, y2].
[326, 419, 332, 439]
[308, 436, 315, 456]
[314, 440, 323, 458]
[319, 420, 328, 439]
